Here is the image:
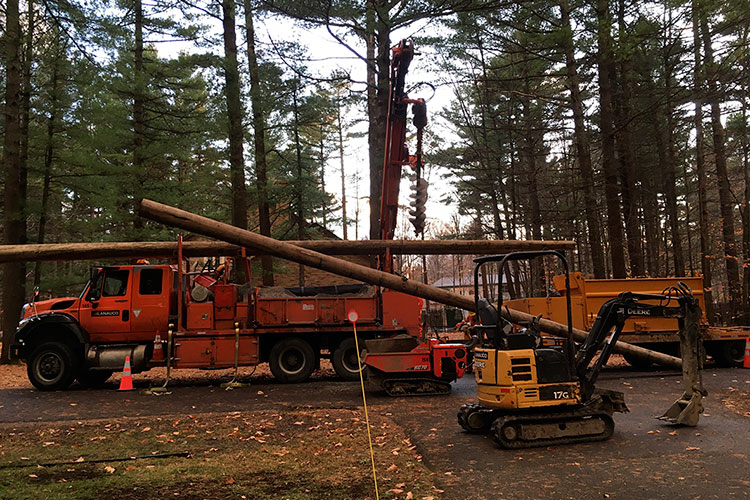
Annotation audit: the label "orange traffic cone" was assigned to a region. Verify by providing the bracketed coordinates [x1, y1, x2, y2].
[743, 338, 750, 369]
[119, 355, 134, 391]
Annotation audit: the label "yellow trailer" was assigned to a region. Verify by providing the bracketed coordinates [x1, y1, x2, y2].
[505, 273, 748, 367]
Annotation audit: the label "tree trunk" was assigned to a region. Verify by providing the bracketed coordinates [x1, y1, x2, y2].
[244, 0, 273, 285]
[292, 84, 305, 286]
[742, 26, 750, 323]
[682, 161, 696, 276]
[613, 0, 643, 276]
[337, 97, 348, 239]
[2, 0, 24, 363]
[0, 239, 576, 264]
[521, 64, 544, 294]
[700, 13, 741, 321]
[662, 4, 685, 276]
[367, 0, 390, 241]
[222, 0, 248, 231]
[692, 0, 714, 320]
[133, 0, 146, 233]
[34, 35, 64, 287]
[319, 129, 326, 228]
[560, 0, 605, 278]
[17, 0, 34, 295]
[596, 0, 627, 278]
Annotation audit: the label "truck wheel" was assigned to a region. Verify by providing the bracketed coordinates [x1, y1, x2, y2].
[623, 352, 652, 370]
[77, 369, 114, 388]
[27, 341, 79, 391]
[332, 337, 367, 381]
[269, 338, 316, 383]
[713, 340, 744, 367]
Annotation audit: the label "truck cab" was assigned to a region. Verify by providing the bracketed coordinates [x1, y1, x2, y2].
[13, 264, 174, 391]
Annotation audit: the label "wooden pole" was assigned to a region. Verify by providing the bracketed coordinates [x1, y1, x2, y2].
[0, 239, 576, 263]
[138, 199, 681, 369]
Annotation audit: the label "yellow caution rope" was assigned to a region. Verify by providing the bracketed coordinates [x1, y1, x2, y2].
[353, 322, 379, 500]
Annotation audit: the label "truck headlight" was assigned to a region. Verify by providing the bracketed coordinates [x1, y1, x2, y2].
[17, 316, 31, 331]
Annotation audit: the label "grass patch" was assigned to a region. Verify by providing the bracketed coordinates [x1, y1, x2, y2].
[0, 409, 439, 499]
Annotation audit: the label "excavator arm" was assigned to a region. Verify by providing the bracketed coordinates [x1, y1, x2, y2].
[575, 290, 702, 403]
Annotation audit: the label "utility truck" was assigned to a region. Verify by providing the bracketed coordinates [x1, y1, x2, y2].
[12, 244, 422, 390]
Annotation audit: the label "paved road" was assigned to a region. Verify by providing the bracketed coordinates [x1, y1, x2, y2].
[1, 367, 748, 499]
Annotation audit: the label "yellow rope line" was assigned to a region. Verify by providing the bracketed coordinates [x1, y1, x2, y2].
[353, 322, 379, 500]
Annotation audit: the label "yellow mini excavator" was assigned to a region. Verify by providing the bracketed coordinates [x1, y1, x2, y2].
[458, 251, 705, 449]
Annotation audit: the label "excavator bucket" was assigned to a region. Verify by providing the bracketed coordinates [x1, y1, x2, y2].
[659, 390, 704, 426]
[658, 299, 707, 426]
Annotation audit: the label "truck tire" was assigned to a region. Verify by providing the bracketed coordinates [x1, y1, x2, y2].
[27, 341, 79, 391]
[269, 338, 316, 383]
[712, 340, 744, 367]
[76, 369, 114, 388]
[332, 337, 367, 381]
[623, 352, 652, 370]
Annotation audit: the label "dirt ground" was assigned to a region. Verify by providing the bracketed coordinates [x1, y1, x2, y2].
[1, 364, 749, 499]
[0, 358, 336, 390]
[7, 355, 750, 414]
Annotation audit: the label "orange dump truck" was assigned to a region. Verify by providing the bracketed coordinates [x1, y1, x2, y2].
[505, 273, 748, 367]
[11, 249, 422, 391]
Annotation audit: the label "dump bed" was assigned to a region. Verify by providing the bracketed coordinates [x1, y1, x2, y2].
[505, 273, 707, 338]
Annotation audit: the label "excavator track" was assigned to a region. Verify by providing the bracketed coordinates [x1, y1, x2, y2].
[457, 403, 495, 433]
[490, 411, 614, 449]
[378, 377, 453, 396]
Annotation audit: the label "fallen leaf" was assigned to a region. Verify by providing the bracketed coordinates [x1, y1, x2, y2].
[396, 482, 406, 488]
[142, 427, 151, 432]
[387, 464, 398, 472]
[28, 474, 37, 478]
[685, 446, 701, 451]
[389, 489, 404, 494]
[225, 477, 235, 485]
[406, 492, 413, 500]
[104, 466, 115, 474]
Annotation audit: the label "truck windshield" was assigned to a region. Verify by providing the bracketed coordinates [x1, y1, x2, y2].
[86, 271, 104, 301]
[79, 279, 91, 300]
